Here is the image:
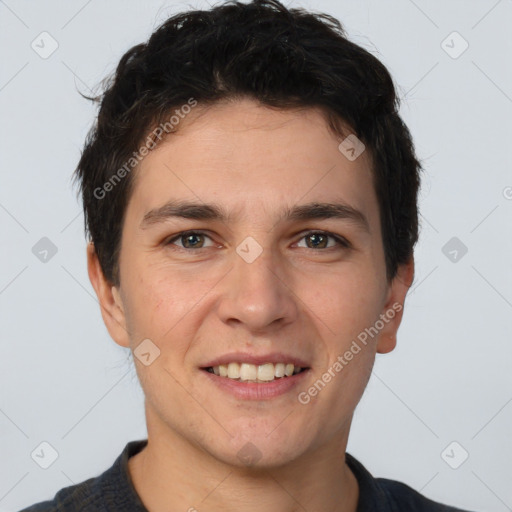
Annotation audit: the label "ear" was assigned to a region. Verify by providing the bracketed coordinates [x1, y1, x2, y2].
[376, 257, 415, 354]
[87, 242, 130, 348]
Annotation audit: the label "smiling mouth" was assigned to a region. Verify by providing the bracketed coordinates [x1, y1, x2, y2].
[202, 362, 309, 383]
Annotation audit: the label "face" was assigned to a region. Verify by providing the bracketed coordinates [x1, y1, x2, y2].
[89, 98, 412, 469]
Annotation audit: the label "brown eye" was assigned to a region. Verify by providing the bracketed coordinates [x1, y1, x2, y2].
[167, 231, 214, 249]
[296, 231, 350, 250]
[305, 233, 328, 249]
[181, 233, 205, 248]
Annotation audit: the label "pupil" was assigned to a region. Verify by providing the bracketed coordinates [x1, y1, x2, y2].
[308, 233, 326, 248]
[184, 234, 202, 248]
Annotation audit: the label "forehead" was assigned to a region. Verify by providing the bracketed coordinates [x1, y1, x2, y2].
[126, 98, 378, 229]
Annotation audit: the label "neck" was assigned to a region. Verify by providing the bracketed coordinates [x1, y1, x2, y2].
[128, 406, 359, 512]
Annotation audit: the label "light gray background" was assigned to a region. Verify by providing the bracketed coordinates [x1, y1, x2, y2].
[1, 0, 511, 510]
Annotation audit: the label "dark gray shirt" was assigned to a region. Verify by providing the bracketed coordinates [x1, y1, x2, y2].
[19, 439, 474, 511]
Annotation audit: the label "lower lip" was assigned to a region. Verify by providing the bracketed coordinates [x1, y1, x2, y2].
[200, 368, 310, 400]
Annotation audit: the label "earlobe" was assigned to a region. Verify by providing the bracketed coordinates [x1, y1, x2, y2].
[376, 334, 397, 354]
[86, 242, 131, 348]
[376, 258, 414, 354]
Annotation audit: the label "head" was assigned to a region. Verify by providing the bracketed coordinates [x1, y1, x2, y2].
[80, 0, 420, 468]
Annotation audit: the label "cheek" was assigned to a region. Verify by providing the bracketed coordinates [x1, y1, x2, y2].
[300, 265, 384, 343]
[121, 272, 173, 341]
[123, 269, 212, 349]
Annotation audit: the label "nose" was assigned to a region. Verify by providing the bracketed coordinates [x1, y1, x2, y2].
[216, 244, 299, 332]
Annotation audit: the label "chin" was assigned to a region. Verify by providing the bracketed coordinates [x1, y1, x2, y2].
[212, 445, 302, 470]
[208, 427, 312, 469]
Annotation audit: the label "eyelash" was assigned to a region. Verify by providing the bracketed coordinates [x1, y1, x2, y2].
[165, 230, 351, 251]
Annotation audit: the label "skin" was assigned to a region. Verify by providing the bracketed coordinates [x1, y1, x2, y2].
[88, 97, 414, 512]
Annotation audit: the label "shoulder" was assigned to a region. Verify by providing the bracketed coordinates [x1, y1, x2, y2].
[377, 477, 475, 511]
[17, 475, 100, 511]
[345, 452, 476, 512]
[17, 440, 148, 512]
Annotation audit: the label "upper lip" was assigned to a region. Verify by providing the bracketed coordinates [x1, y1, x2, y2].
[201, 352, 311, 369]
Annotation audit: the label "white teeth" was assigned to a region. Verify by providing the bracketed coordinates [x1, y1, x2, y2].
[227, 362, 240, 379]
[208, 362, 304, 382]
[240, 363, 257, 381]
[257, 363, 275, 382]
[274, 363, 285, 378]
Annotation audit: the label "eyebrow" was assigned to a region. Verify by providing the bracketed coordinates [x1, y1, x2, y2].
[140, 199, 370, 233]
